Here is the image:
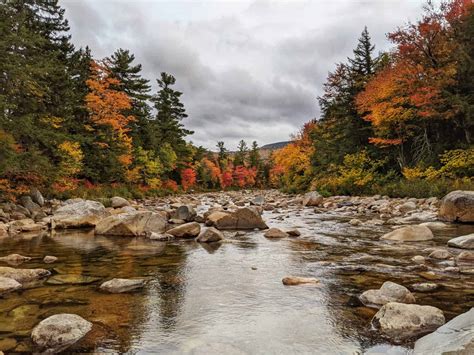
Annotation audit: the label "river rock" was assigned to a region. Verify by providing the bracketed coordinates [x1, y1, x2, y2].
[380, 225, 433, 242]
[448, 234, 474, 250]
[282, 276, 319, 285]
[439, 190, 474, 223]
[110, 196, 129, 208]
[95, 211, 167, 237]
[455, 251, 474, 272]
[167, 222, 201, 238]
[172, 205, 196, 222]
[30, 187, 45, 206]
[148, 232, 175, 241]
[286, 228, 301, 237]
[412, 255, 426, 264]
[0, 276, 22, 295]
[43, 256, 58, 264]
[413, 307, 474, 354]
[19, 196, 42, 215]
[302, 191, 323, 207]
[359, 281, 416, 308]
[399, 201, 417, 213]
[31, 313, 92, 353]
[251, 195, 265, 206]
[429, 249, 452, 260]
[264, 228, 288, 238]
[0, 267, 50, 283]
[53, 200, 109, 229]
[349, 219, 362, 226]
[0, 254, 31, 265]
[372, 302, 445, 341]
[196, 227, 224, 243]
[100, 278, 145, 293]
[419, 221, 449, 230]
[208, 207, 268, 230]
[411, 282, 439, 292]
[46, 274, 101, 285]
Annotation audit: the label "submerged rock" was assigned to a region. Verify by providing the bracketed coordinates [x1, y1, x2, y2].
[0, 276, 22, 295]
[282, 276, 319, 286]
[99, 278, 145, 293]
[455, 251, 474, 273]
[167, 222, 201, 238]
[52, 200, 109, 229]
[31, 313, 92, 353]
[411, 282, 439, 292]
[147, 232, 175, 241]
[95, 211, 167, 237]
[0, 266, 50, 283]
[264, 228, 288, 238]
[43, 255, 58, 264]
[372, 302, 445, 341]
[380, 225, 433, 242]
[448, 233, 474, 250]
[196, 227, 224, 243]
[428, 249, 452, 260]
[46, 275, 101, 285]
[286, 228, 301, 237]
[207, 207, 268, 230]
[413, 307, 474, 354]
[438, 190, 474, 223]
[302, 191, 323, 207]
[359, 281, 415, 308]
[0, 254, 31, 265]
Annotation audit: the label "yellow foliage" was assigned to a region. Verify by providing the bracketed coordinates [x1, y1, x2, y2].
[58, 141, 84, 177]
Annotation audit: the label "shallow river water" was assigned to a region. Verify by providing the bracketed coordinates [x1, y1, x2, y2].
[1, 203, 473, 354]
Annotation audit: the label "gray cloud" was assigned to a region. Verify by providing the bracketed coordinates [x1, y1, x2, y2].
[61, 0, 425, 150]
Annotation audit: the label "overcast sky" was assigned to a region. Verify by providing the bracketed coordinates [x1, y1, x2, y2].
[60, 0, 426, 150]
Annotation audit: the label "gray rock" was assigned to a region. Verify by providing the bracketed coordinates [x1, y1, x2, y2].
[30, 187, 45, 206]
[360, 281, 416, 308]
[147, 232, 175, 241]
[372, 302, 445, 341]
[0, 266, 50, 283]
[455, 251, 474, 273]
[167, 222, 201, 238]
[19, 196, 42, 214]
[414, 307, 474, 354]
[196, 227, 224, 243]
[399, 201, 417, 213]
[95, 211, 167, 236]
[100, 278, 145, 293]
[412, 255, 426, 264]
[53, 200, 109, 229]
[172, 205, 197, 222]
[0, 276, 22, 295]
[439, 190, 474, 223]
[31, 313, 92, 353]
[302, 191, 323, 207]
[110, 196, 129, 208]
[448, 234, 474, 250]
[251, 195, 265, 206]
[429, 249, 452, 260]
[381, 225, 433, 242]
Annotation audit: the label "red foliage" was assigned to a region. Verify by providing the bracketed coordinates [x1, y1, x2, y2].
[220, 170, 233, 189]
[162, 179, 179, 192]
[233, 165, 257, 188]
[180, 167, 197, 191]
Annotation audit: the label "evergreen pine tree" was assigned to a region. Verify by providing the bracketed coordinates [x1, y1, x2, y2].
[233, 140, 248, 166]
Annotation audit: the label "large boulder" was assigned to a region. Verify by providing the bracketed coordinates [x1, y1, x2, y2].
[31, 314, 92, 353]
[52, 200, 109, 229]
[413, 307, 474, 354]
[380, 225, 434, 242]
[167, 222, 201, 238]
[95, 211, 167, 237]
[302, 191, 323, 207]
[0, 276, 22, 295]
[207, 207, 268, 230]
[372, 302, 445, 341]
[359, 281, 416, 308]
[448, 234, 474, 250]
[99, 278, 145, 293]
[439, 190, 474, 223]
[0, 266, 50, 283]
[19, 196, 42, 214]
[172, 204, 196, 222]
[30, 187, 45, 206]
[196, 227, 224, 243]
[110, 196, 129, 208]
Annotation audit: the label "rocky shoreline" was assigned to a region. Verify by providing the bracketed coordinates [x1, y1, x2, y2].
[0, 189, 473, 353]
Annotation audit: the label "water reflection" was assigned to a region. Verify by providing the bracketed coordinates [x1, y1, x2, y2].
[0, 211, 473, 353]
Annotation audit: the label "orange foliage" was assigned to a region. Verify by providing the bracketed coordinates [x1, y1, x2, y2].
[233, 165, 257, 188]
[162, 180, 179, 192]
[220, 170, 233, 189]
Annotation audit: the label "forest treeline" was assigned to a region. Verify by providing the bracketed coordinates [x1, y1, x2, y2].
[0, 0, 473, 201]
[270, 0, 473, 197]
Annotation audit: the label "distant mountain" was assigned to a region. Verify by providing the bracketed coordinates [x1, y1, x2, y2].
[260, 141, 291, 150]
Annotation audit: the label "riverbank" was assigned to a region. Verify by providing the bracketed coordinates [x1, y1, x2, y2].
[0, 189, 473, 353]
